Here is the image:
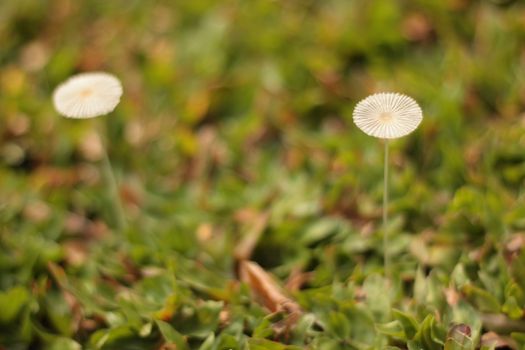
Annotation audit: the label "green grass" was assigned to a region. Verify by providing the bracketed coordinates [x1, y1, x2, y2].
[1, 0, 525, 349]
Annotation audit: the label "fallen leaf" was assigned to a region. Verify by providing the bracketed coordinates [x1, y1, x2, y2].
[234, 212, 269, 261]
[481, 313, 525, 333]
[444, 287, 460, 306]
[23, 200, 51, 223]
[402, 12, 434, 43]
[481, 331, 517, 349]
[196, 223, 214, 243]
[63, 240, 89, 267]
[31, 166, 80, 188]
[238, 260, 301, 315]
[285, 268, 313, 292]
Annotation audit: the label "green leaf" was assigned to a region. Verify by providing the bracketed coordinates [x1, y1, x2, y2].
[502, 296, 523, 320]
[312, 336, 343, 350]
[33, 321, 82, 350]
[215, 333, 242, 350]
[413, 266, 427, 304]
[461, 284, 500, 313]
[505, 281, 525, 305]
[444, 324, 474, 350]
[301, 218, 347, 245]
[407, 340, 423, 350]
[412, 314, 443, 350]
[156, 320, 189, 350]
[363, 274, 391, 322]
[510, 250, 525, 291]
[44, 337, 81, 350]
[0, 286, 29, 324]
[88, 325, 156, 350]
[503, 281, 525, 319]
[324, 311, 351, 339]
[198, 333, 215, 350]
[248, 338, 303, 350]
[451, 264, 469, 289]
[252, 314, 274, 339]
[89, 326, 133, 349]
[43, 291, 74, 336]
[450, 301, 482, 341]
[375, 321, 405, 340]
[511, 332, 525, 347]
[392, 309, 419, 339]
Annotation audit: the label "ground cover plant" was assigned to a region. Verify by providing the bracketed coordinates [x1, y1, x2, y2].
[1, 0, 525, 349]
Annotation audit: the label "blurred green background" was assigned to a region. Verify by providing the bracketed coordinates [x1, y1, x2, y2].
[1, 0, 525, 349]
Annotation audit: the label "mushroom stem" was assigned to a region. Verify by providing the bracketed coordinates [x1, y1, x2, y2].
[97, 121, 127, 231]
[100, 145, 127, 231]
[383, 139, 389, 278]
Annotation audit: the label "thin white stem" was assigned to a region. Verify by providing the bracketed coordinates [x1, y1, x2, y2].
[383, 139, 389, 278]
[100, 146, 127, 230]
[96, 121, 127, 231]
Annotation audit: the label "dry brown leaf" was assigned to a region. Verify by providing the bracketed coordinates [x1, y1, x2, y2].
[239, 260, 302, 339]
[234, 207, 260, 223]
[23, 200, 51, 223]
[192, 126, 216, 179]
[47, 262, 83, 333]
[63, 240, 89, 267]
[444, 287, 460, 306]
[64, 213, 87, 235]
[285, 267, 313, 292]
[85, 220, 109, 240]
[402, 12, 434, 43]
[234, 212, 269, 261]
[141, 266, 164, 278]
[78, 45, 106, 71]
[505, 234, 525, 263]
[447, 323, 471, 338]
[120, 182, 143, 211]
[7, 114, 30, 136]
[507, 234, 525, 251]
[219, 309, 230, 327]
[47, 262, 68, 287]
[481, 331, 517, 349]
[481, 313, 525, 334]
[238, 260, 301, 315]
[196, 223, 214, 243]
[79, 318, 99, 332]
[31, 166, 80, 188]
